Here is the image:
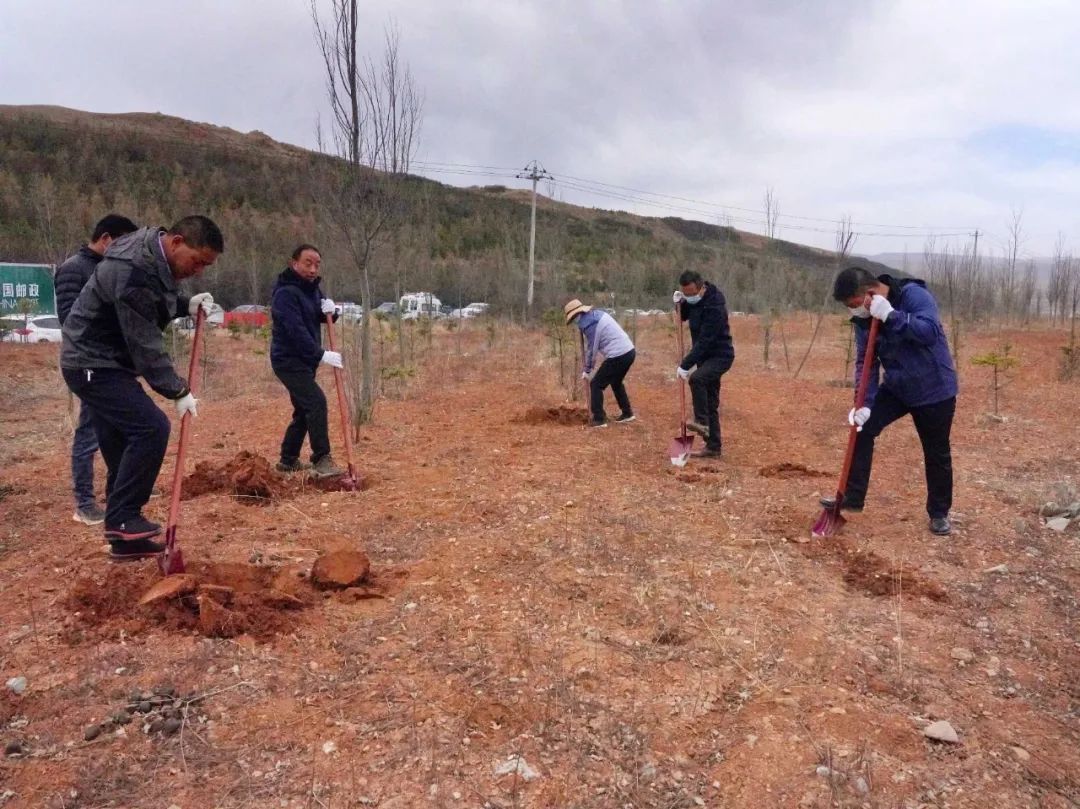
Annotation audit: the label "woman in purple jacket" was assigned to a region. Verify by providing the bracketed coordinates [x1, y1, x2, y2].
[564, 299, 636, 427]
[821, 266, 959, 536]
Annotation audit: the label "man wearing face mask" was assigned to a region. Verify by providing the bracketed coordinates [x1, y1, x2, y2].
[61, 216, 223, 558]
[672, 270, 735, 458]
[821, 265, 958, 536]
[270, 244, 344, 479]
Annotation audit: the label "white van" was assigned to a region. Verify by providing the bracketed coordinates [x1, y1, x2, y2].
[399, 292, 443, 320]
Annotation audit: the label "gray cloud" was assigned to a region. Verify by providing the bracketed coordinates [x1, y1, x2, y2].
[3, 0, 1079, 256]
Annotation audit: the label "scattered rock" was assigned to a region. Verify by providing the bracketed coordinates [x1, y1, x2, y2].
[494, 755, 540, 781]
[162, 717, 182, 735]
[5, 677, 26, 696]
[4, 740, 26, 757]
[950, 647, 975, 663]
[311, 549, 370, 590]
[1010, 745, 1030, 763]
[982, 564, 1009, 574]
[322, 740, 338, 754]
[923, 720, 959, 743]
[1045, 517, 1071, 532]
[853, 776, 870, 795]
[83, 724, 103, 742]
[139, 575, 198, 605]
[111, 711, 132, 725]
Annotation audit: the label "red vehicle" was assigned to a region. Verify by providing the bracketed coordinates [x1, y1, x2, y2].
[224, 304, 269, 329]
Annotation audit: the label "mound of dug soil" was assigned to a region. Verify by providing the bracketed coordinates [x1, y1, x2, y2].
[759, 462, 829, 479]
[182, 451, 360, 503]
[519, 405, 590, 425]
[64, 560, 315, 641]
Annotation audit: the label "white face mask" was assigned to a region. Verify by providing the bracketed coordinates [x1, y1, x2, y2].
[848, 305, 870, 318]
[684, 293, 703, 304]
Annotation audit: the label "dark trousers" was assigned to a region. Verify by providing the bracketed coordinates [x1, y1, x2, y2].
[590, 349, 635, 421]
[71, 398, 99, 510]
[690, 356, 731, 451]
[846, 389, 955, 518]
[62, 368, 170, 527]
[275, 368, 331, 464]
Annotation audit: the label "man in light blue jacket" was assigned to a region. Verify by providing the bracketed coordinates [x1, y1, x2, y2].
[564, 299, 636, 427]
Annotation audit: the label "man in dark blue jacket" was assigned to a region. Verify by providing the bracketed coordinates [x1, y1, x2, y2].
[270, 244, 344, 478]
[56, 214, 137, 526]
[821, 266, 959, 535]
[673, 270, 736, 458]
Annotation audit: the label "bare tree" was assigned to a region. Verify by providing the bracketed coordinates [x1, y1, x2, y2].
[310, 2, 422, 426]
[1048, 233, 1071, 324]
[794, 215, 856, 380]
[763, 186, 780, 241]
[998, 207, 1024, 320]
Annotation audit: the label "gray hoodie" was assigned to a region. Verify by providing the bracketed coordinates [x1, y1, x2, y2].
[61, 227, 191, 399]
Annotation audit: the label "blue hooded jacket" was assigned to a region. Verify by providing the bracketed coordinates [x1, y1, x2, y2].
[270, 267, 333, 373]
[854, 274, 957, 408]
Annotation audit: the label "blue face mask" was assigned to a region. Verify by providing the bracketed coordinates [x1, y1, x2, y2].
[684, 293, 703, 304]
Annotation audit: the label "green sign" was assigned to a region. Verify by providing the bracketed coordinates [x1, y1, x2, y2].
[0, 263, 56, 315]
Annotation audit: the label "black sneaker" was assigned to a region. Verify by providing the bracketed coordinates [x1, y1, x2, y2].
[818, 496, 864, 513]
[104, 516, 162, 541]
[73, 504, 106, 526]
[685, 421, 710, 439]
[587, 418, 609, 428]
[691, 447, 721, 458]
[615, 413, 636, 424]
[108, 537, 166, 560]
[276, 460, 311, 473]
[930, 517, 951, 536]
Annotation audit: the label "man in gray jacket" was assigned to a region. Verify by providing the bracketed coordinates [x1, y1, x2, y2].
[61, 216, 223, 559]
[55, 214, 138, 526]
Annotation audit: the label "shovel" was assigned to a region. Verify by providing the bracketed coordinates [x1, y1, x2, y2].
[668, 302, 694, 466]
[159, 307, 206, 575]
[325, 312, 359, 490]
[811, 312, 881, 538]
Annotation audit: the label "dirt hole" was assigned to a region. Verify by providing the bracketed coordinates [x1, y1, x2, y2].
[759, 462, 829, 479]
[517, 405, 590, 426]
[63, 560, 316, 641]
[182, 451, 360, 504]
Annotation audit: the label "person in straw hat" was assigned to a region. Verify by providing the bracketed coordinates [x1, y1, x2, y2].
[564, 299, 637, 427]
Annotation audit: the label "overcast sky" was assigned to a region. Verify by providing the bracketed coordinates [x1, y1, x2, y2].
[4, 0, 1080, 258]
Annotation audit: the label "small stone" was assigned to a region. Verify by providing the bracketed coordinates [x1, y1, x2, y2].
[137, 701, 152, 713]
[853, 776, 869, 795]
[951, 647, 975, 663]
[1046, 517, 1070, 532]
[494, 755, 540, 781]
[4, 740, 26, 757]
[83, 724, 103, 742]
[111, 711, 132, 726]
[5, 677, 26, 695]
[1010, 746, 1030, 762]
[982, 564, 1009, 574]
[149, 718, 165, 734]
[162, 718, 182, 735]
[322, 740, 337, 754]
[311, 549, 371, 590]
[153, 683, 178, 698]
[923, 720, 959, 743]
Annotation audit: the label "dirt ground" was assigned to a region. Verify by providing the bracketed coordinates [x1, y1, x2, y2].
[0, 313, 1077, 808]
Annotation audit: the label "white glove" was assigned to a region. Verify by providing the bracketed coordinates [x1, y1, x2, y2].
[175, 393, 199, 418]
[581, 371, 590, 380]
[188, 293, 214, 317]
[848, 406, 871, 431]
[672, 290, 685, 304]
[321, 298, 337, 315]
[869, 294, 893, 322]
[321, 350, 343, 368]
[676, 366, 691, 381]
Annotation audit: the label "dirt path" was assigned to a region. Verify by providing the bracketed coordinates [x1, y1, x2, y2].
[0, 317, 1077, 808]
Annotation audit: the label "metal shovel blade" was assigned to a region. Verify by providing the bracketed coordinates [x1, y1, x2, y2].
[158, 527, 186, 575]
[811, 505, 846, 538]
[668, 434, 694, 467]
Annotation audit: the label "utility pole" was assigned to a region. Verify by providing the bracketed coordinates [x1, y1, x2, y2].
[516, 160, 552, 317]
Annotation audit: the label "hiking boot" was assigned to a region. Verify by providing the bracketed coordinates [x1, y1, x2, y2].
[276, 459, 311, 473]
[73, 504, 106, 526]
[587, 418, 609, 428]
[691, 447, 722, 458]
[104, 516, 162, 541]
[108, 537, 166, 561]
[615, 413, 636, 424]
[685, 421, 710, 439]
[818, 496, 864, 513]
[930, 516, 952, 536]
[311, 455, 345, 479]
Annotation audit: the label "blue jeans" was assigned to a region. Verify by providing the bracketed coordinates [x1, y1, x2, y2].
[62, 368, 171, 527]
[71, 399, 99, 510]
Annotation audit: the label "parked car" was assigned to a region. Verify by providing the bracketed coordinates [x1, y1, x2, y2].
[374, 301, 398, 316]
[224, 304, 269, 329]
[1, 314, 63, 343]
[399, 292, 443, 320]
[450, 302, 490, 319]
[175, 303, 225, 331]
[340, 302, 363, 322]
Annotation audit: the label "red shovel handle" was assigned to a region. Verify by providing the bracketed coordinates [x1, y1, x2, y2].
[325, 312, 358, 482]
[833, 308, 881, 500]
[674, 302, 689, 438]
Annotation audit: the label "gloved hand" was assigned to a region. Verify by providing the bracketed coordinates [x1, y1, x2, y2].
[676, 366, 691, 381]
[188, 292, 214, 317]
[321, 350, 343, 368]
[672, 290, 685, 304]
[175, 393, 199, 418]
[848, 406, 871, 431]
[869, 294, 893, 322]
[581, 371, 590, 380]
[321, 298, 337, 316]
